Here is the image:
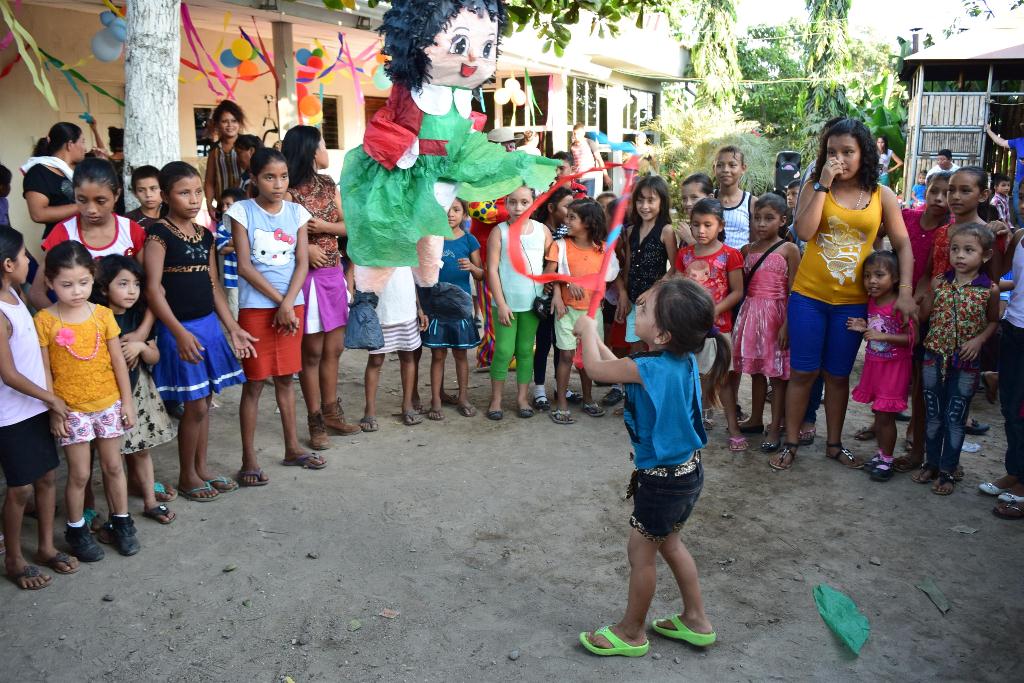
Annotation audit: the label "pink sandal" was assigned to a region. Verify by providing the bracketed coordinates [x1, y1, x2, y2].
[728, 436, 749, 452]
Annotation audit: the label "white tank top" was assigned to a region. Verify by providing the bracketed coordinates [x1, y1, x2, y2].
[496, 220, 545, 312]
[0, 289, 48, 427]
[722, 191, 751, 249]
[1004, 238, 1024, 327]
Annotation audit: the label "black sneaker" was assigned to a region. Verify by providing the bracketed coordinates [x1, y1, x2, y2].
[65, 524, 105, 562]
[601, 387, 624, 407]
[103, 515, 141, 556]
[871, 462, 895, 482]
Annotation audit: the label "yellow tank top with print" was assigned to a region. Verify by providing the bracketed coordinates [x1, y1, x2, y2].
[792, 188, 883, 305]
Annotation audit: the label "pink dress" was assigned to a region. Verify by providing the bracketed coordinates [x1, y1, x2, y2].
[732, 251, 790, 378]
[852, 298, 913, 412]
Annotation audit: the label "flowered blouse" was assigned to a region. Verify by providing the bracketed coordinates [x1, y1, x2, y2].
[290, 173, 341, 268]
[924, 271, 992, 368]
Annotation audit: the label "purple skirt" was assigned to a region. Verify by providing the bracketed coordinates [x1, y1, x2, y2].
[302, 265, 349, 334]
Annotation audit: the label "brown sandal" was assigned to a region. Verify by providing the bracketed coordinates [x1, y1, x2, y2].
[912, 464, 938, 484]
[769, 442, 798, 471]
[826, 442, 863, 469]
[892, 456, 921, 473]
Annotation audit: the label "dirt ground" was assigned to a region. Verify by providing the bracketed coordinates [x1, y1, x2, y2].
[1, 349, 1022, 682]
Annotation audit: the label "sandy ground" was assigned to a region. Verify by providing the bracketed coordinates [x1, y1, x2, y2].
[1, 349, 1022, 682]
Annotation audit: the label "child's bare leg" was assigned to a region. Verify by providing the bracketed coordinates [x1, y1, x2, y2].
[767, 378, 786, 443]
[488, 378, 504, 413]
[875, 411, 898, 457]
[239, 381, 265, 474]
[299, 331, 325, 415]
[580, 367, 594, 405]
[177, 397, 215, 497]
[96, 437, 128, 516]
[63, 443, 92, 523]
[453, 349, 470, 405]
[744, 374, 767, 428]
[128, 451, 160, 513]
[555, 349, 573, 412]
[399, 350, 419, 414]
[583, 529, 658, 649]
[3, 485, 39, 582]
[430, 348, 447, 412]
[276, 375, 315, 463]
[656, 533, 714, 634]
[719, 378, 742, 438]
[364, 353, 384, 418]
[411, 347, 423, 410]
[33, 470, 63, 562]
[193, 395, 215, 479]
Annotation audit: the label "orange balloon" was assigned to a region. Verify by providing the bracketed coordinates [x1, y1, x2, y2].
[238, 60, 260, 81]
[375, 53, 387, 63]
[299, 94, 322, 117]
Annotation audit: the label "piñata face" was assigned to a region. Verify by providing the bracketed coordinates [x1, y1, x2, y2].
[467, 199, 499, 223]
[424, 8, 498, 89]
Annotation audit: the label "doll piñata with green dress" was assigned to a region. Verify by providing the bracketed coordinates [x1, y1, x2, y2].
[340, 0, 558, 348]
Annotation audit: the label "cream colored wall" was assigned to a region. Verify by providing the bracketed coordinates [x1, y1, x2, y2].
[0, 4, 386, 248]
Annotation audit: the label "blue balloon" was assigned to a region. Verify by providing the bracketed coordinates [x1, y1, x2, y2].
[109, 18, 127, 43]
[220, 49, 242, 69]
[91, 28, 122, 62]
[99, 10, 116, 27]
[296, 48, 312, 66]
[372, 67, 392, 91]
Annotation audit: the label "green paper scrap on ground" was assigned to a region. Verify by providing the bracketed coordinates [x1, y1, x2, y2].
[813, 584, 870, 655]
[916, 577, 951, 614]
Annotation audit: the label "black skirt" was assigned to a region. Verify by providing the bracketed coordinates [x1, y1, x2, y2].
[0, 411, 60, 487]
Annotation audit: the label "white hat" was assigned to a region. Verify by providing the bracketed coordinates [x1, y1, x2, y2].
[487, 127, 521, 144]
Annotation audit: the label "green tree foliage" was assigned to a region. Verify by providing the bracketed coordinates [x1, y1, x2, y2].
[736, 21, 805, 136]
[801, 0, 852, 119]
[686, 0, 742, 109]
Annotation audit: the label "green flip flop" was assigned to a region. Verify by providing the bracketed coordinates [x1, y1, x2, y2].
[651, 615, 716, 647]
[578, 626, 649, 657]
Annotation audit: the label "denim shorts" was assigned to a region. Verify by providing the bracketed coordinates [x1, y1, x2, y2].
[787, 291, 867, 376]
[628, 459, 703, 542]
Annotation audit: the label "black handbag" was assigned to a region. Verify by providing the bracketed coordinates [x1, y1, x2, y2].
[532, 291, 553, 320]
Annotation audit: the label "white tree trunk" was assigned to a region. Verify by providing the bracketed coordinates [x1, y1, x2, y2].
[123, 0, 181, 210]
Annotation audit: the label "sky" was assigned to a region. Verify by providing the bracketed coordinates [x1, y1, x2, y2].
[736, 0, 999, 46]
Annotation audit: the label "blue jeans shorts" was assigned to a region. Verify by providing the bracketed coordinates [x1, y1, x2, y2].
[627, 458, 703, 542]
[787, 291, 866, 377]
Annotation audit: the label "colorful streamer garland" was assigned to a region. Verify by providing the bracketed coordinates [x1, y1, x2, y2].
[0, 0, 57, 109]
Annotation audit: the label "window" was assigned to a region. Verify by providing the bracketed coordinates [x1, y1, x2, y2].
[567, 77, 601, 128]
[622, 88, 657, 136]
[321, 96, 340, 149]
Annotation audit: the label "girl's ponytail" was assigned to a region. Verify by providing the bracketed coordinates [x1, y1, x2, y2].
[702, 331, 732, 408]
[32, 137, 50, 157]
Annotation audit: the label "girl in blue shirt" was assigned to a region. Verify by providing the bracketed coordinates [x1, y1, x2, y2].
[574, 277, 729, 658]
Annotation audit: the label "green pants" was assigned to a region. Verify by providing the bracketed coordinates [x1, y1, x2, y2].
[490, 308, 540, 383]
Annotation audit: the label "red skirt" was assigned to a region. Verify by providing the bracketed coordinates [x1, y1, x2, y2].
[238, 306, 305, 381]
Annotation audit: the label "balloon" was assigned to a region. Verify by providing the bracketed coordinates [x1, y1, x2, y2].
[91, 28, 123, 62]
[372, 67, 392, 90]
[299, 94, 322, 117]
[108, 18, 127, 42]
[296, 48, 312, 65]
[511, 89, 527, 106]
[231, 38, 254, 61]
[312, 48, 324, 58]
[220, 49, 242, 69]
[375, 53, 387, 64]
[306, 111, 323, 126]
[503, 77, 521, 91]
[238, 60, 260, 81]
[99, 10, 116, 27]
[307, 56, 324, 70]
[297, 83, 309, 99]
[493, 87, 511, 105]
[297, 66, 318, 81]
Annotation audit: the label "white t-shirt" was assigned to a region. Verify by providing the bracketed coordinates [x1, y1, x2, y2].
[376, 266, 417, 325]
[926, 162, 959, 179]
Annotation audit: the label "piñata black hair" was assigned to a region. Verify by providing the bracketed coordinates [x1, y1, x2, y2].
[379, 0, 507, 91]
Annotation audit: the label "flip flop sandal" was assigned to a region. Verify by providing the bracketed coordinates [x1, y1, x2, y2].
[997, 491, 1024, 504]
[550, 409, 575, 425]
[702, 410, 715, 431]
[893, 456, 922, 473]
[426, 409, 445, 421]
[769, 443, 798, 471]
[8, 564, 51, 590]
[582, 403, 606, 417]
[578, 626, 649, 658]
[651, 615, 717, 647]
[953, 465, 964, 482]
[979, 481, 1011, 496]
[205, 476, 239, 493]
[457, 404, 477, 418]
[153, 481, 177, 503]
[728, 436, 749, 452]
[401, 411, 424, 426]
[761, 438, 780, 453]
[180, 484, 220, 502]
[932, 472, 955, 496]
[359, 416, 379, 432]
[440, 391, 459, 406]
[798, 427, 816, 446]
[826, 442, 864, 469]
[142, 504, 176, 525]
[237, 468, 269, 487]
[992, 502, 1024, 519]
[517, 407, 535, 418]
[912, 464, 939, 484]
[853, 426, 876, 441]
[282, 453, 327, 470]
[486, 410, 503, 421]
[36, 551, 79, 575]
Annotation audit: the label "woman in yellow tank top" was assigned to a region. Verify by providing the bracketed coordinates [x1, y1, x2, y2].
[770, 118, 917, 472]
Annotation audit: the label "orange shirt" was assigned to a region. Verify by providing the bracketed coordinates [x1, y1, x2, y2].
[35, 304, 121, 412]
[546, 238, 607, 310]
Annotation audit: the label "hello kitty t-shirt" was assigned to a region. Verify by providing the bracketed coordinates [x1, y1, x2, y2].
[225, 199, 310, 309]
[675, 243, 743, 332]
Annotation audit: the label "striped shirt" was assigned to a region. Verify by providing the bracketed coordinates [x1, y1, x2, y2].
[214, 221, 238, 289]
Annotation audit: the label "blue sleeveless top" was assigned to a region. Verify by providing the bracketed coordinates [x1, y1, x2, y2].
[624, 350, 706, 469]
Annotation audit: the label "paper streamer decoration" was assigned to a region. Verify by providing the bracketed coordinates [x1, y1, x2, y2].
[0, 0, 21, 52]
[40, 49, 125, 107]
[181, 2, 234, 100]
[0, 0, 57, 110]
